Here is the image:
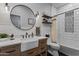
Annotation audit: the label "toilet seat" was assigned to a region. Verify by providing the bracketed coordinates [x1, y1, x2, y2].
[49, 43, 60, 50]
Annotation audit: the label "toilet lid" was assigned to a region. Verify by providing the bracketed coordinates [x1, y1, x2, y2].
[49, 43, 60, 49]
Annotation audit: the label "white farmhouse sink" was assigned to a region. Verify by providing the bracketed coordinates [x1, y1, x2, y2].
[21, 38, 38, 52]
[21, 36, 47, 52]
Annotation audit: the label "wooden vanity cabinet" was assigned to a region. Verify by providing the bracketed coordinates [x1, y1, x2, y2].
[22, 47, 39, 56]
[38, 38, 47, 56]
[0, 44, 21, 56]
[22, 38, 47, 56]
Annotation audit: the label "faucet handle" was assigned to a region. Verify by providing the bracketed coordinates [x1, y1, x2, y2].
[21, 35, 24, 39]
[26, 32, 28, 35]
[31, 32, 34, 37]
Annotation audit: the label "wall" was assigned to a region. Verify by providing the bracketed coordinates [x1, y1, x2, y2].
[51, 4, 57, 16]
[46, 4, 57, 44]
[57, 3, 79, 14]
[57, 3, 79, 55]
[0, 3, 56, 44]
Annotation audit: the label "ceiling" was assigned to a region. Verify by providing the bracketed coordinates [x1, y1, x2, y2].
[52, 3, 68, 9]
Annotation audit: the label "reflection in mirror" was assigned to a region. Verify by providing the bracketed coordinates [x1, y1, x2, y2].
[10, 5, 36, 30]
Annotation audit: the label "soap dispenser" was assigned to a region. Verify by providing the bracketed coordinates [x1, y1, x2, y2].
[10, 34, 14, 40]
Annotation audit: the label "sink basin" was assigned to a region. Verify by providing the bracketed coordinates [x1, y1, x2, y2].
[50, 43, 60, 50]
[21, 36, 47, 52]
[21, 38, 38, 52]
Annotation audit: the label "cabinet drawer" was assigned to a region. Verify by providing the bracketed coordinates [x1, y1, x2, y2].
[0, 44, 20, 52]
[39, 39, 47, 47]
[38, 39, 47, 56]
[41, 51, 47, 56]
[40, 46, 47, 52]
[0, 44, 21, 56]
[26, 47, 39, 56]
[22, 47, 38, 56]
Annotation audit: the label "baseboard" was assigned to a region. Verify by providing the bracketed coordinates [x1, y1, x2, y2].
[58, 51, 68, 56]
[60, 45, 79, 56]
[48, 50, 68, 56]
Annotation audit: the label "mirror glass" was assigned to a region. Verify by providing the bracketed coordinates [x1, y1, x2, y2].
[10, 5, 36, 30]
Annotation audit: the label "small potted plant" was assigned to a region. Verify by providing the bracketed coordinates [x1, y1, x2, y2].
[0, 33, 9, 41]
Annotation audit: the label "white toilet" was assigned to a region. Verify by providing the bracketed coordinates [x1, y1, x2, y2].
[49, 43, 60, 56]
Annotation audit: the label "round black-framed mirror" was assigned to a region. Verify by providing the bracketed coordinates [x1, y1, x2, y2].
[10, 5, 36, 30]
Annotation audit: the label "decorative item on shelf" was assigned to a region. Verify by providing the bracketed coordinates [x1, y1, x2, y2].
[43, 18, 48, 22]
[42, 19, 52, 24]
[42, 14, 52, 24]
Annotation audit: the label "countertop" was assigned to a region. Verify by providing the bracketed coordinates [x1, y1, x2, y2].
[0, 38, 21, 47]
[0, 36, 47, 52]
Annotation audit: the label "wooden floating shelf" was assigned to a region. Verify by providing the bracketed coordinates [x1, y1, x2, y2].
[42, 22, 52, 24]
[42, 15, 52, 19]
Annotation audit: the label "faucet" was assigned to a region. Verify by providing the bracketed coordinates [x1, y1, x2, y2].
[21, 35, 24, 39]
[31, 32, 34, 37]
[25, 32, 28, 38]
